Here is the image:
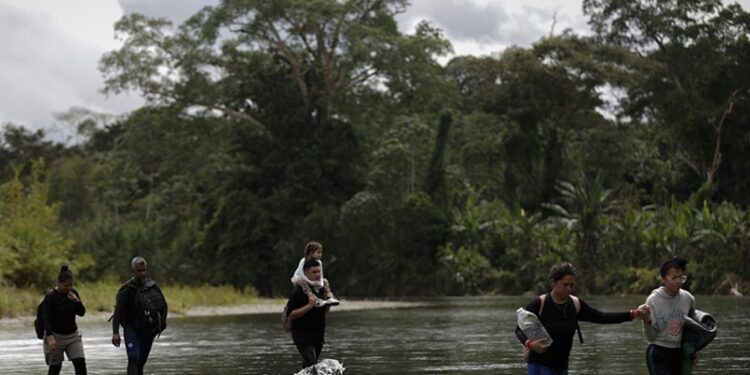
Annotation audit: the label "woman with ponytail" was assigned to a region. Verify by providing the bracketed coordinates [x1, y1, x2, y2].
[42, 265, 87, 375]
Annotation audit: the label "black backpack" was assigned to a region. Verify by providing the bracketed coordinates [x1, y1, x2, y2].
[33, 300, 45, 339]
[132, 280, 168, 335]
[33, 290, 52, 339]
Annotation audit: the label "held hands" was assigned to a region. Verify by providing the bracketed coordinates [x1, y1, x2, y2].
[632, 304, 651, 322]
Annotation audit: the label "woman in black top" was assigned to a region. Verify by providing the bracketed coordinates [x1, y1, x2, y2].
[515, 262, 648, 375]
[42, 265, 87, 375]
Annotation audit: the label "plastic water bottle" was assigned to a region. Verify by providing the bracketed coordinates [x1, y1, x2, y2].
[516, 308, 553, 347]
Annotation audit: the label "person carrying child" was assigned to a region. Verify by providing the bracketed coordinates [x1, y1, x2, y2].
[291, 241, 339, 307]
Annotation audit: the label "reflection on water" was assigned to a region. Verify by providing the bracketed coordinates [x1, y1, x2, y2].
[1, 296, 748, 374]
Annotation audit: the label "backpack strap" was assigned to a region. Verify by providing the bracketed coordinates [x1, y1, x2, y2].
[537, 294, 546, 316]
[570, 295, 583, 343]
[570, 295, 581, 314]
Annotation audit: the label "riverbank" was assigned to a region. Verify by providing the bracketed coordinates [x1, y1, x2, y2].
[0, 281, 265, 319]
[0, 298, 427, 326]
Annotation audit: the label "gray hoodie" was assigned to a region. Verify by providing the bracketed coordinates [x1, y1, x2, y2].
[643, 287, 695, 348]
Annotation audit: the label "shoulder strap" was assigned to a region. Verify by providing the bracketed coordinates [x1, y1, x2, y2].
[537, 294, 547, 316]
[570, 295, 581, 314]
[570, 295, 583, 343]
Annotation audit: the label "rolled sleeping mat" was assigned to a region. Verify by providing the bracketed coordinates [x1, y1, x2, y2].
[681, 309, 717, 352]
[681, 310, 717, 375]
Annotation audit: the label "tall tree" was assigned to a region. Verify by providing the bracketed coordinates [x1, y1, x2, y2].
[423, 112, 452, 207]
[583, 0, 750, 202]
[97, 0, 453, 295]
[449, 34, 633, 209]
[100, 0, 450, 131]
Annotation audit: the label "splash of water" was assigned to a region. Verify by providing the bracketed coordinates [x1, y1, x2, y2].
[293, 359, 345, 375]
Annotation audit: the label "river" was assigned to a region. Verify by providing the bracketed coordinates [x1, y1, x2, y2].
[1, 296, 747, 374]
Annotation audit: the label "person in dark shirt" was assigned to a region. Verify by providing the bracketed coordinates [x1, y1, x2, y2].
[286, 259, 330, 370]
[42, 265, 87, 375]
[110, 256, 167, 375]
[515, 262, 649, 375]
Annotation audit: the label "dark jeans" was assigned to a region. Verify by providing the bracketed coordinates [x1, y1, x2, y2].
[527, 362, 568, 375]
[646, 344, 683, 375]
[292, 331, 324, 368]
[124, 327, 156, 375]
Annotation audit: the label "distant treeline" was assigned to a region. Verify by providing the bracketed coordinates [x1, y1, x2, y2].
[1, 0, 749, 297]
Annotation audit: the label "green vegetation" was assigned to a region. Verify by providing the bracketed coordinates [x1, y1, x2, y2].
[1, 0, 749, 299]
[0, 282, 263, 318]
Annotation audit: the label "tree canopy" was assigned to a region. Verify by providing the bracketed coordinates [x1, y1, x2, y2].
[2, 0, 749, 296]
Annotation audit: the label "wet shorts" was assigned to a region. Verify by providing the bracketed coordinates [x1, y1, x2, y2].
[43, 331, 85, 366]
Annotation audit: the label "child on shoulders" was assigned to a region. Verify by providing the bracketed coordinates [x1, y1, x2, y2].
[291, 241, 338, 306]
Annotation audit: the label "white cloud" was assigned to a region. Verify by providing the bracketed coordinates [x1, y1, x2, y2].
[397, 0, 589, 54]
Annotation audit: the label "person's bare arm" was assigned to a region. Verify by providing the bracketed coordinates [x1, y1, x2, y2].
[288, 293, 316, 320]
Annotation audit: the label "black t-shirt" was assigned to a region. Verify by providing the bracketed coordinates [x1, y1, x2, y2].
[286, 285, 327, 336]
[515, 294, 631, 370]
[43, 288, 86, 335]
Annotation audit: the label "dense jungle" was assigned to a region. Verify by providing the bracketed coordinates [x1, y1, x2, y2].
[2, 0, 749, 300]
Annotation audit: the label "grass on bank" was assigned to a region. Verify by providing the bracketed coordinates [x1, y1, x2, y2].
[0, 282, 278, 319]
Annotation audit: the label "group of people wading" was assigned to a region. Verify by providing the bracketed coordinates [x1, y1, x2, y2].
[39, 257, 166, 375]
[39, 242, 706, 375]
[516, 257, 707, 375]
[39, 242, 339, 375]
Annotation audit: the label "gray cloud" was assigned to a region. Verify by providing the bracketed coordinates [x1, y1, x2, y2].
[0, 2, 141, 134]
[419, 0, 509, 41]
[1, 7, 93, 129]
[118, 0, 218, 24]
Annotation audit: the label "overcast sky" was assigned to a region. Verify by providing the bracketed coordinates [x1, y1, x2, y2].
[1, 0, 747, 136]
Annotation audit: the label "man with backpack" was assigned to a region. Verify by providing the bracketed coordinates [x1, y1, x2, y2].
[111, 256, 168, 375]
